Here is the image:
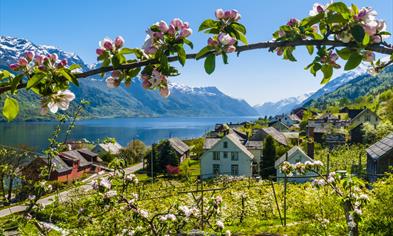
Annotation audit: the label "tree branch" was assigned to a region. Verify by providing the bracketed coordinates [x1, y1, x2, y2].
[0, 39, 392, 95]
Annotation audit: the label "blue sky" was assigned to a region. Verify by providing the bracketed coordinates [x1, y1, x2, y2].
[1, 0, 392, 105]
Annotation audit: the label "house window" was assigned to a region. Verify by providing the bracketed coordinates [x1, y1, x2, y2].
[223, 152, 228, 158]
[213, 164, 220, 175]
[366, 115, 371, 122]
[213, 152, 220, 160]
[231, 164, 239, 175]
[231, 152, 239, 161]
[223, 141, 228, 148]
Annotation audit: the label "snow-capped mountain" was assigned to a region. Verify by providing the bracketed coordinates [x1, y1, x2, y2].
[254, 93, 313, 117]
[0, 36, 258, 120]
[301, 65, 368, 106]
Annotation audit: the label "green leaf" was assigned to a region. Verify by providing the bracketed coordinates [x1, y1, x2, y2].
[301, 13, 324, 27]
[11, 74, 23, 93]
[306, 45, 314, 55]
[351, 24, 365, 42]
[204, 54, 215, 75]
[183, 39, 194, 49]
[160, 53, 169, 72]
[236, 30, 248, 45]
[198, 19, 217, 32]
[0, 70, 12, 80]
[231, 22, 247, 34]
[283, 48, 297, 62]
[196, 46, 213, 60]
[127, 68, 141, 78]
[3, 97, 19, 122]
[119, 48, 138, 55]
[68, 64, 81, 71]
[336, 48, 352, 60]
[177, 45, 186, 66]
[59, 69, 79, 86]
[26, 73, 46, 89]
[222, 52, 228, 64]
[362, 34, 370, 46]
[321, 64, 333, 84]
[351, 4, 359, 15]
[327, 2, 351, 19]
[310, 63, 322, 76]
[344, 53, 363, 70]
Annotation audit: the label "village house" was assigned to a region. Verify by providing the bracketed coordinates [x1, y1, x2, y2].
[366, 132, 393, 182]
[22, 149, 102, 183]
[200, 133, 255, 179]
[167, 137, 190, 163]
[268, 121, 290, 132]
[349, 108, 381, 143]
[274, 146, 316, 183]
[250, 127, 288, 146]
[270, 114, 300, 127]
[93, 142, 123, 155]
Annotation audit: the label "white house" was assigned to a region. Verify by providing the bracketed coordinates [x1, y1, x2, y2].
[274, 146, 316, 183]
[200, 133, 254, 179]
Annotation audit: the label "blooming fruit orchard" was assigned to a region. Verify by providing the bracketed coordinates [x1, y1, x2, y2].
[0, 2, 392, 122]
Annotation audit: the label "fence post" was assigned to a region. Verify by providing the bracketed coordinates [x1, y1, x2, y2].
[326, 152, 330, 178]
[270, 179, 283, 226]
[200, 179, 204, 231]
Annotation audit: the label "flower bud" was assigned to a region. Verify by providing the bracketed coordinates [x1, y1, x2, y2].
[96, 48, 105, 56]
[208, 38, 218, 47]
[224, 10, 231, 19]
[215, 9, 224, 19]
[171, 18, 183, 29]
[106, 76, 120, 88]
[182, 22, 190, 29]
[159, 20, 169, 32]
[18, 57, 28, 66]
[287, 18, 298, 27]
[34, 55, 44, 65]
[225, 45, 236, 53]
[160, 86, 170, 97]
[363, 51, 375, 62]
[49, 53, 58, 62]
[167, 24, 176, 36]
[371, 35, 382, 43]
[114, 36, 124, 48]
[125, 80, 131, 88]
[25, 51, 35, 61]
[142, 79, 151, 89]
[59, 59, 68, 67]
[102, 39, 114, 51]
[230, 10, 238, 20]
[9, 63, 19, 71]
[112, 70, 122, 78]
[180, 28, 192, 38]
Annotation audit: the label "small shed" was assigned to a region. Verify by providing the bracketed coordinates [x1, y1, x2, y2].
[366, 132, 393, 182]
[168, 137, 190, 163]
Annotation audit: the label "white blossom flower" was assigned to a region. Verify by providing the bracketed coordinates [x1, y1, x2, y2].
[42, 90, 75, 114]
[179, 206, 192, 217]
[359, 194, 369, 201]
[166, 214, 176, 221]
[354, 208, 362, 215]
[139, 209, 149, 218]
[104, 190, 117, 198]
[28, 194, 36, 200]
[216, 220, 224, 229]
[100, 178, 111, 189]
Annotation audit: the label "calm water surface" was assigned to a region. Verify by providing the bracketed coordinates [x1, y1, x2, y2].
[0, 117, 257, 151]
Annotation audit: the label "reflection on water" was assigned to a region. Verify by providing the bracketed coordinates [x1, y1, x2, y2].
[0, 117, 257, 151]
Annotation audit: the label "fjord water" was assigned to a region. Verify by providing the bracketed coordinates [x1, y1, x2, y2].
[0, 117, 257, 151]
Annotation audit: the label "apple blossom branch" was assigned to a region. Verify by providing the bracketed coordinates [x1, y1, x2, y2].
[0, 39, 391, 95]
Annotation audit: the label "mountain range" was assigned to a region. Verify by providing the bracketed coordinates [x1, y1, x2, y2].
[0, 36, 258, 121]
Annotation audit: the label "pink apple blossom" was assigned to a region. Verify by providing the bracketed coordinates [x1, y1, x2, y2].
[208, 38, 218, 47]
[34, 55, 45, 65]
[106, 76, 120, 88]
[167, 24, 176, 36]
[309, 3, 329, 16]
[25, 51, 35, 61]
[225, 45, 236, 53]
[180, 28, 192, 38]
[287, 18, 299, 27]
[114, 36, 124, 48]
[218, 33, 236, 46]
[171, 18, 183, 29]
[9, 63, 19, 71]
[49, 53, 58, 62]
[363, 51, 375, 62]
[112, 70, 122, 78]
[96, 48, 105, 56]
[18, 57, 28, 66]
[215, 9, 224, 19]
[160, 87, 170, 97]
[158, 20, 169, 32]
[102, 38, 114, 51]
[44, 90, 76, 114]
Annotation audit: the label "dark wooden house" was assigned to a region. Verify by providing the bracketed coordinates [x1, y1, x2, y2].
[366, 133, 393, 182]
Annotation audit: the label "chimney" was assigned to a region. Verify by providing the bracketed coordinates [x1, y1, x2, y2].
[307, 141, 315, 159]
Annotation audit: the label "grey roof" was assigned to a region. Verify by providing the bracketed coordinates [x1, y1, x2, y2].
[225, 133, 254, 159]
[40, 155, 72, 173]
[245, 140, 263, 149]
[94, 142, 123, 154]
[289, 114, 301, 122]
[203, 138, 220, 149]
[366, 132, 393, 160]
[314, 127, 328, 133]
[275, 146, 313, 168]
[283, 132, 299, 139]
[59, 150, 91, 167]
[77, 148, 98, 158]
[251, 127, 288, 146]
[168, 137, 190, 155]
[351, 108, 380, 123]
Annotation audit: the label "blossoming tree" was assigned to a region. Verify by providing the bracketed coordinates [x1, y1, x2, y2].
[0, 2, 392, 121]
